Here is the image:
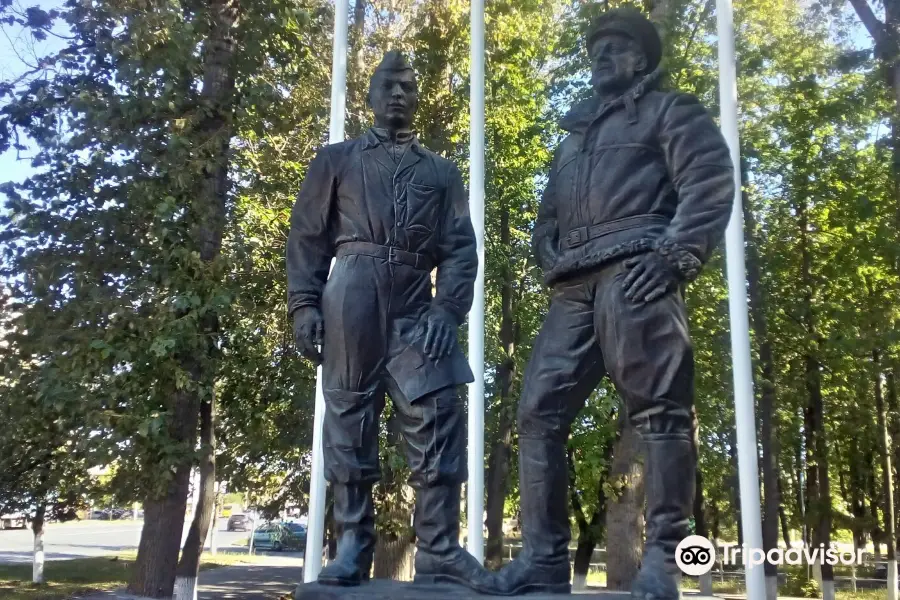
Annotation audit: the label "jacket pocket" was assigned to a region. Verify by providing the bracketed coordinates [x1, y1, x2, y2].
[405, 182, 441, 241]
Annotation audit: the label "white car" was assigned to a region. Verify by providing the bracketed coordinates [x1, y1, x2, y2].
[0, 513, 27, 529]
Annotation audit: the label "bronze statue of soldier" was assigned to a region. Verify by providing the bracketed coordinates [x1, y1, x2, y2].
[496, 8, 735, 598]
[287, 51, 493, 593]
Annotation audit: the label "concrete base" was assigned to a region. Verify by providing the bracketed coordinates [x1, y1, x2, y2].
[294, 579, 632, 599]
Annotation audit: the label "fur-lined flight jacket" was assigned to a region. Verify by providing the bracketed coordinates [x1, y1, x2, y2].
[533, 67, 735, 287]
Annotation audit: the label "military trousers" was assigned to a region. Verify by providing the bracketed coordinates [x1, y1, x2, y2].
[320, 252, 466, 489]
[517, 258, 694, 441]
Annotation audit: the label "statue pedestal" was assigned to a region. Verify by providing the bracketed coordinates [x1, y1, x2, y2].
[294, 579, 631, 599]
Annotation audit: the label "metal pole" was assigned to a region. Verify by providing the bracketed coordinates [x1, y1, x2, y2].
[467, 0, 486, 565]
[304, 0, 349, 583]
[716, 2, 765, 600]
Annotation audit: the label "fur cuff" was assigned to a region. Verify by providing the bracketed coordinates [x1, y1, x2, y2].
[653, 238, 702, 281]
[544, 238, 653, 286]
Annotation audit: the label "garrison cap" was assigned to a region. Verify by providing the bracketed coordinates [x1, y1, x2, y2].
[374, 50, 414, 73]
[587, 7, 663, 72]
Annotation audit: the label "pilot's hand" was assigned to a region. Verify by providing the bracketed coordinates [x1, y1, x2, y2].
[622, 252, 681, 304]
[293, 306, 324, 365]
[417, 306, 458, 359]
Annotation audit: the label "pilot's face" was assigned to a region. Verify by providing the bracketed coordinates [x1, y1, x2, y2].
[370, 69, 418, 130]
[589, 33, 647, 95]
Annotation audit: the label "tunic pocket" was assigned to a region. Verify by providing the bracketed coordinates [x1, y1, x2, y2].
[405, 182, 441, 241]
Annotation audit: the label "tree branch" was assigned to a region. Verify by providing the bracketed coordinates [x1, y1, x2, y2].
[848, 0, 885, 45]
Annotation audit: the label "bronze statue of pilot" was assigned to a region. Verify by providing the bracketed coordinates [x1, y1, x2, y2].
[286, 51, 494, 593]
[497, 8, 735, 599]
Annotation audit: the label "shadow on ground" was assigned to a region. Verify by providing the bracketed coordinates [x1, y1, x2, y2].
[199, 564, 301, 600]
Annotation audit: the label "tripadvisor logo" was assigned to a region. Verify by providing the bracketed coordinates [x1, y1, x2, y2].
[676, 535, 716, 576]
[721, 543, 865, 568]
[676, 535, 865, 575]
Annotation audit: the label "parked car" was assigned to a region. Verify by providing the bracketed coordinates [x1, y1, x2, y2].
[251, 523, 303, 552]
[227, 514, 251, 532]
[282, 521, 307, 547]
[0, 513, 27, 529]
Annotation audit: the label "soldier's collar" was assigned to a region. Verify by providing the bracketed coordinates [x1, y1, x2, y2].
[370, 127, 417, 143]
[560, 65, 663, 132]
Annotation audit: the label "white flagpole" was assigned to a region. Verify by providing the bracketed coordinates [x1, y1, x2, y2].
[716, 1, 765, 599]
[304, 0, 349, 583]
[467, 0, 486, 565]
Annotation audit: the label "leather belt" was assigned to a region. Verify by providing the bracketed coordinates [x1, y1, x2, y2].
[336, 241, 434, 271]
[564, 214, 669, 249]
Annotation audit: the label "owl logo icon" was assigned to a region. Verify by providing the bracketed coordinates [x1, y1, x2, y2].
[675, 535, 715, 576]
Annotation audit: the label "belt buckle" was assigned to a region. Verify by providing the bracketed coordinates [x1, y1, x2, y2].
[566, 227, 587, 248]
[387, 247, 399, 264]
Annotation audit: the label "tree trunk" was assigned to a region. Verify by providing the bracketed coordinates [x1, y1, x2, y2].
[485, 199, 517, 570]
[129, 2, 238, 596]
[347, 0, 368, 137]
[875, 351, 898, 600]
[32, 502, 46, 584]
[373, 412, 413, 580]
[484, 408, 513, 569]
[845, 417, 868, 553]
[777, 477, 791, 550]
[130, 394, 201, 597]
[810, 341, 833, 600]
[374, 536, 415, 580]
[175, 395, 217, 600]
[569, 448, 591, 591]
[871, 453, 883, 559]
[743, 179, 779, 600]
[798, 192, 834, 600]
[803, 398, 817, 551]
[606, 421, 644, 591]
[570, 428, 614, 590]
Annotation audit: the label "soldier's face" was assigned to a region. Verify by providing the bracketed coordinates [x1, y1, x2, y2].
[589, 33, 647, 94]
[370, 69, 418, 130]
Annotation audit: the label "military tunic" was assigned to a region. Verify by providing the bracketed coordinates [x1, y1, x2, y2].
[287, 128, 477, 487]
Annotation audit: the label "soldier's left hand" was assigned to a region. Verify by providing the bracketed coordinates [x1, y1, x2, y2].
[417, 306, 458, 359]
[623, 253, 681, 304]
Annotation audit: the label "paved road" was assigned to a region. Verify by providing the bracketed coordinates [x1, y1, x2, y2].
[198, 558, 304, 600]
[0, 519, 251, 563]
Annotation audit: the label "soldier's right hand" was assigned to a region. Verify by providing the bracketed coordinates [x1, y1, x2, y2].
[536, 237, 560, 271]
[293, 306, 324, 366]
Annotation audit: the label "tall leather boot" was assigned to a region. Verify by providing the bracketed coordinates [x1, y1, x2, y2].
[496, 436, 571, 595]
[412, 483, 499, 593]
[631, 434, 695, 600]
[318, 484, 375, 586]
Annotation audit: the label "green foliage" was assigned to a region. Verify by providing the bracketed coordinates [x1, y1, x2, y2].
[783, 571, 823, 598]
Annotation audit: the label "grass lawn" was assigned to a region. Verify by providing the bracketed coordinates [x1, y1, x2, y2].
[0, 552, 279, 600]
